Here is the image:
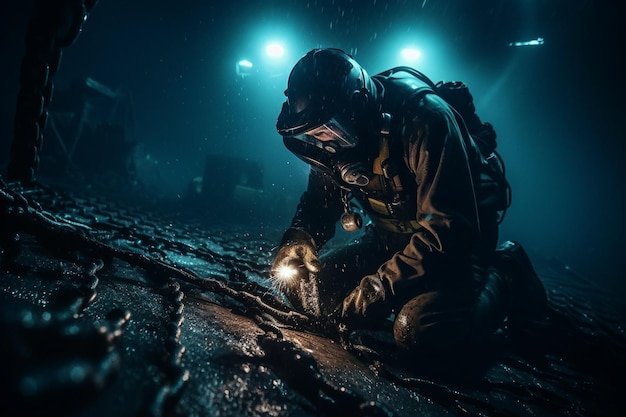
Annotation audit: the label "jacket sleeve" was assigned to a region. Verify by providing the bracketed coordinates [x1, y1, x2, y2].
[377, 93, 481, 290]
[281, 169, 344, 248]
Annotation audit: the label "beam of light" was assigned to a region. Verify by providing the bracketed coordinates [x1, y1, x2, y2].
[508, 37, 544, 47]
[238, 59, 253, 68]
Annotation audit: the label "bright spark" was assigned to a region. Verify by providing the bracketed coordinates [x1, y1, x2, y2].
[271, 264, 299, 292]
[276, 264, 298, 281]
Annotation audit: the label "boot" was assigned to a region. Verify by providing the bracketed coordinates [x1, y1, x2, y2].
[495, 241, 548, 323]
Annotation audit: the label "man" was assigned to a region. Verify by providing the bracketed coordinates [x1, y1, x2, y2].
[270, 48, 547, 356]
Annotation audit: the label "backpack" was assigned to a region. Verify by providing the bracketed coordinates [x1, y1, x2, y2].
[436, 80, 512, 223]
[376, 67, 512, 223]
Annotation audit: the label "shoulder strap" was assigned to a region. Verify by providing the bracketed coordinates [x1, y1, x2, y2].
[372, 113, 404, 195]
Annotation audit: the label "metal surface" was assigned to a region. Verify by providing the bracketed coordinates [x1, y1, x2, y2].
[1, 177, 625, 417]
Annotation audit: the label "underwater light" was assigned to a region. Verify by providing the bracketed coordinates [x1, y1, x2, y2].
[401, 47, 422, 62]
[265, 43, 285, 58]
[236, 59, 254, 77]
[508, 37, 544, 47]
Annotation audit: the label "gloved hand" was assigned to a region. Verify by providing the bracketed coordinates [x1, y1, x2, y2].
[270, 238, 320, 288]
[342, 273, 386, 316]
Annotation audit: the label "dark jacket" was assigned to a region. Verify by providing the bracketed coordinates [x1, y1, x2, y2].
[283, 70, 507, 291]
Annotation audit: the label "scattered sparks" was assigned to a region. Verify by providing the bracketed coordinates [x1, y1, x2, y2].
[270, 264, 300, 292]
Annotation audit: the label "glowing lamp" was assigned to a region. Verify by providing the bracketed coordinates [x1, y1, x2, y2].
[265, 43, 285, 58]
[401, 48, 422, 62]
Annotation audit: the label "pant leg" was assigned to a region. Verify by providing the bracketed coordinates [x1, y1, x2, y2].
[393, 265, 507, 356]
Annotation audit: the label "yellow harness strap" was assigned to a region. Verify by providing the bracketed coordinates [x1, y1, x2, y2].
[366, 119, 420, 234]
[372, 136, 389, 176]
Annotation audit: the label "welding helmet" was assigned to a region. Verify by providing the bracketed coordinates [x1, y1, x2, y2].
[277, 48, 376, 154]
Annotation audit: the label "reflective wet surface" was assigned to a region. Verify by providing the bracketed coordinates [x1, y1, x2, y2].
[1, 178, 624, 416]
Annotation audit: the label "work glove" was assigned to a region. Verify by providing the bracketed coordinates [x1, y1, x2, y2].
[271, 232, 320, 287]
[342, 273, 386, 316]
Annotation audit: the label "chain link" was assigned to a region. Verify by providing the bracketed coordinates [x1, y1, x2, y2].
[252, 311, 396, 417]
[0, 178, 397, 416]
[143, 279, 190, 417]
[7, 0, 99, 183]
[5, 179, 619, 416]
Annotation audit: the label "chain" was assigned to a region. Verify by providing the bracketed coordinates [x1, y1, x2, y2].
[250, 311, 396, 417]
[7, 0, 99, 183]
[341, 189, 351, 213]
[1, 251, 131, 414]
[142, 279, 190, 417]
[6, 180, 619, 416]
[0, 178, 398, 416]
[0, 178, 312, 330]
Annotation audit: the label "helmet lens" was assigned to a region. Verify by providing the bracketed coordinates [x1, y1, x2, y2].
[292, 116, 358, 151]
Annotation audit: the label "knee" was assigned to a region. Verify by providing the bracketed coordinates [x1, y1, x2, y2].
[392, 304, 421, 351]
[392, 293, 472, 355]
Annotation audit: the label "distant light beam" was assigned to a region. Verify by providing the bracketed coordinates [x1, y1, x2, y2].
[508, 37, 544, 47]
